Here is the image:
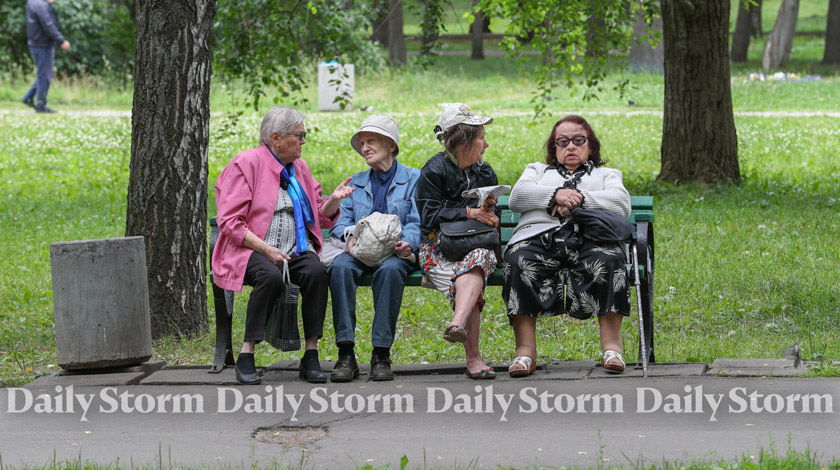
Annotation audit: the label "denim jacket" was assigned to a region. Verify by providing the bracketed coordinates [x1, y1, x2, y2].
[330, 160, 422, 252]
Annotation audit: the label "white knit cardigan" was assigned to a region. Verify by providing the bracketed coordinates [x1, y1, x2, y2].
[507, 162, 631, 247]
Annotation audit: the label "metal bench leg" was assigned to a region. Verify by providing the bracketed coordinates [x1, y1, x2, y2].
[209, 283, 235, 373]
[632, 244, 648, 377]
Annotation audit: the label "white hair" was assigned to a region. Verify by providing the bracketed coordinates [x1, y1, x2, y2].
[259, 107, 305, 144]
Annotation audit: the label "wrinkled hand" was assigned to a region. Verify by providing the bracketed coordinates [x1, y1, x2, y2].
[60, 41, 70, 51]
[264, 246, 290, 266]
[331, 177, 355, 201]
[346, 235, 357, 257]
[393, 241, 412, 257]
[551, 189, 583, 217]
[471, 205, 498, 227]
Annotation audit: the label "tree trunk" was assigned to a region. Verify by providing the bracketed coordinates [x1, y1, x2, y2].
[731, 0, 754, 62]
[372, 0, 389, 47]
[629, 1, 664, 73]
[471, 2, 485, 60]
[659, 0, 739, 184]
[585, 11, 607, 59]
[388, 0, 406, 64]
[823, 0, 840, 64]
[127, 0, 214, 338]
[762, 0, 799, 71]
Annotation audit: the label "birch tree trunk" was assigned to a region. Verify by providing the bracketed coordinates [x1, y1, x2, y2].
[126, 0, 214, 338]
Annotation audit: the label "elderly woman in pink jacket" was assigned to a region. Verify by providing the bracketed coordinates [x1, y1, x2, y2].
[213, 107, 354, 385]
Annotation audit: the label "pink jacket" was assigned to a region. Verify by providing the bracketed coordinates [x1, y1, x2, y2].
[212, 145, 337, 292]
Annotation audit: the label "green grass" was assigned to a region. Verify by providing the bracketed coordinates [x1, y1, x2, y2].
[1, 27, 840, 386]
[0, 444, 837, 469]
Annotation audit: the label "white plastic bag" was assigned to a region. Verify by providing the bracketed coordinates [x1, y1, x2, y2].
[352, 212, 401, 267]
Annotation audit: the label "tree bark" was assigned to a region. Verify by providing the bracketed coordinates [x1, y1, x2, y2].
[629, 1, 664, 73]
[762, 0, 799, 71]
[731, 0, 758, 62]
[372, 0, 389, 47]
[823, 0, 840, 64]
[659, 0, 739, 184]
[388, 0, 406, 64]
[127, 0, 214, 338]
[471, 2, 485, 60]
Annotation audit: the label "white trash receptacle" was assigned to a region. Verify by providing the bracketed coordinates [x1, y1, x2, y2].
[318, 62, 354, 111]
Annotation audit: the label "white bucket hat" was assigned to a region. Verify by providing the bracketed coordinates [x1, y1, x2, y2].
[350, 115, 400, 157]
[434, 103, 493, 142]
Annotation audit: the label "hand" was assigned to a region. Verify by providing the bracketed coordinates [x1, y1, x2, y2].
[393, 241, 412, 257]
[346, 235, 357, 257]
[481, 194, 497, 211]
[552, 189, 583, 216]
[470, 205, 498, 227]
[263, 246, 290, 266]
[331, 177, 354, 201]
[60, 41, 70, 51]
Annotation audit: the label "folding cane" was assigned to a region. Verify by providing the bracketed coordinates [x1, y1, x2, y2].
[632, 242, 648, 378]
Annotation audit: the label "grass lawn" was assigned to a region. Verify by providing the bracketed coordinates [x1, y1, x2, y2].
[1, 25, 839, 387]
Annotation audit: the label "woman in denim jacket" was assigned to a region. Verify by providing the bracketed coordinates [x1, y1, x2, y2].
[328, 115, 421, 382]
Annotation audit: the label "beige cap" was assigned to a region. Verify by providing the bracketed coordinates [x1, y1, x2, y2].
[350, 115, 400, 157]
[433, 103, 493, 142]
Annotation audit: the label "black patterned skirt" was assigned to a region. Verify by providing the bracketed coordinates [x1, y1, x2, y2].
[501, 228, 631, 321]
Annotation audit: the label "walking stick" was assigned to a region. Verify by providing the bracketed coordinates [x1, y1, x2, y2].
[632, 243, 648, 378]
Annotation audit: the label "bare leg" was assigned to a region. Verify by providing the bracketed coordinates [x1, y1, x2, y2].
[598, 312, 624, 366]
[451, 270, 483, 328]
[511, 315, 537, 359]
[463, 304, 491, 374]
[305, 336, 319, 351]
[240, 341, 256, 354]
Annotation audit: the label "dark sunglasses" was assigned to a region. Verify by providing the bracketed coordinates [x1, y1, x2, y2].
[555, 135, 587, 148]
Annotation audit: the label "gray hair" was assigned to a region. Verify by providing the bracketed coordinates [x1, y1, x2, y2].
[259, 107, 305, 145]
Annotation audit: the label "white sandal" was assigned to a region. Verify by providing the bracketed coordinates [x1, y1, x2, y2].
[602, 350, 625, 374]
[508, 356, 536, 377]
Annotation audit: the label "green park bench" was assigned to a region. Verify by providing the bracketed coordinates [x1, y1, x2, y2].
[208, 195, 655, 373]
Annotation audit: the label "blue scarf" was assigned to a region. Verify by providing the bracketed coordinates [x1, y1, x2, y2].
[266, 145, 315, 256]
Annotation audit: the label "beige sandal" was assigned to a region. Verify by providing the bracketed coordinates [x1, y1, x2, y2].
[508, 356, 536, 378]
[602, 350, 625, 374]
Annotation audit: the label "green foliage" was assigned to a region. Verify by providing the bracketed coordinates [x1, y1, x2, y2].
[213, 0, 382, 110]
[469, 0, 660, 117]
[0, 0, 134, 81]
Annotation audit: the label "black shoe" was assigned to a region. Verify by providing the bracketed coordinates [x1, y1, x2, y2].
[330, 353, 359, 383]
[234, 353, 261, 385]
[22, 97, 34, 108]
[370, 351, 394, 381]
[35, 105, 56, 114]
[299, 350, 327, 384]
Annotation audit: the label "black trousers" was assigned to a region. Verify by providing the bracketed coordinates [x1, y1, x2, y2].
[242, 251, 328, 342]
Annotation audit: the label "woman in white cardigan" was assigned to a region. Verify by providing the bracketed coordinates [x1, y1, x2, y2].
[502, 115, 632, 376]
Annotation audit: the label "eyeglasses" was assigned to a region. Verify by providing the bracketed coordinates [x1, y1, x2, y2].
[555, 135, 587, 148]
[287, 131, 307, 141]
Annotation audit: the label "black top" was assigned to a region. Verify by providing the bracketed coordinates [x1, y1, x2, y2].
[415, 151, 501, 240]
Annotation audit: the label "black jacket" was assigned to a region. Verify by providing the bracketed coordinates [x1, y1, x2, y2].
[415, 152, 501, 240]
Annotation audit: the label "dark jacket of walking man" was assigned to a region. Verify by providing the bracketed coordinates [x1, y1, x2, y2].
[22, 0, 71, 113]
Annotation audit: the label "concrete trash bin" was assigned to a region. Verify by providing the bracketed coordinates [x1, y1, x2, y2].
[50, 236, 152, 370]
[318, 61, 354, 111]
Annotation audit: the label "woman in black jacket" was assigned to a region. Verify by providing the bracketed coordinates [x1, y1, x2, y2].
[415, 103, 501, 379]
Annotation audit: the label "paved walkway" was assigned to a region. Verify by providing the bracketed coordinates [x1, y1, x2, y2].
[2, 358, 838, 469]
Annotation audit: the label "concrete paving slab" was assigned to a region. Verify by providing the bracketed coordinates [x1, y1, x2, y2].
[590, 362, 708, 378]
[26, 372, 146, 388]
[59, 360, 167, 376]
[708, 358, 806, 377]
[140, 368, 246, 385]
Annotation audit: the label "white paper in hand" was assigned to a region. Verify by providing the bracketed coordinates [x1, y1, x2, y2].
[461, 185, 511, 207]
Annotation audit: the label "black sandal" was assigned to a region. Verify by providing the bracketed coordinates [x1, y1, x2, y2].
[443, 323, 467, 343]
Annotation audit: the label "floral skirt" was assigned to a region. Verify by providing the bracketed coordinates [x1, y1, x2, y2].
[420, 242, 497, 311]
[501, 229, 631, 321]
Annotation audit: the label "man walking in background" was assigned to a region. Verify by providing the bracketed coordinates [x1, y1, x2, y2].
[22, 0, 70, 114]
